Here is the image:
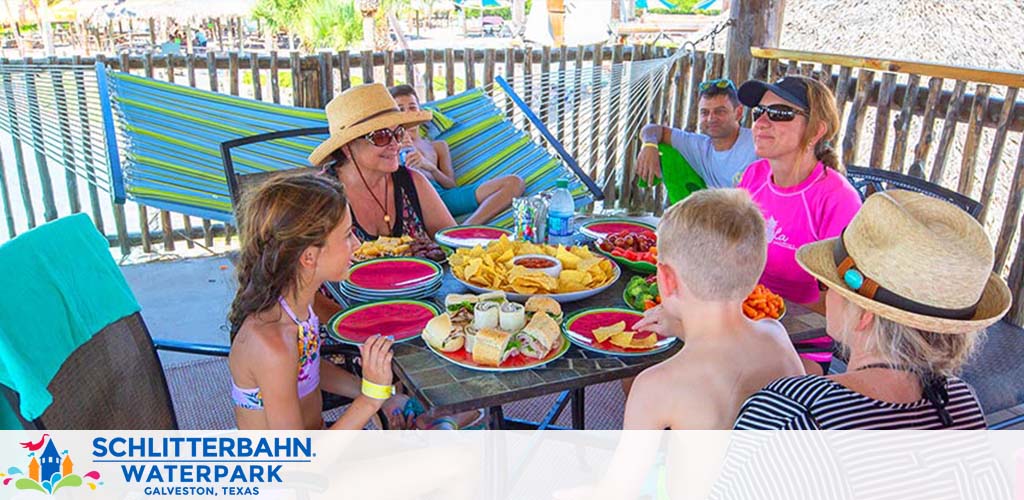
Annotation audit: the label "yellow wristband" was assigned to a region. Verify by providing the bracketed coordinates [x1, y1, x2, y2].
[361, 379, 395, 400]
[642, 142, 662, 155]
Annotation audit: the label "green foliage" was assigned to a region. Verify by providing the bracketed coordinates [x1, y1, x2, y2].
[253, 0, 365, 50]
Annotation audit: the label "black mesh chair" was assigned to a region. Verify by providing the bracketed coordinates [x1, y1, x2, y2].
[845, 165, 982, 219]
[2, 313, 228, 429]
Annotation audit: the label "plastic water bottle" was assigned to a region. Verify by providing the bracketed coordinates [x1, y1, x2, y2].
[547, 179, 575, 246]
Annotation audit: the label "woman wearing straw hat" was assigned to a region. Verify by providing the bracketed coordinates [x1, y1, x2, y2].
[309, 83, 457, 243]
[735, 76, 863, 375]
[733, 190, 1011, 429]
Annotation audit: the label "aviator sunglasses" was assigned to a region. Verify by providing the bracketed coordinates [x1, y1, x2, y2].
[752, 104, 808, 122]
[362, 126, 407, 147]
[698, 78, 736, 92]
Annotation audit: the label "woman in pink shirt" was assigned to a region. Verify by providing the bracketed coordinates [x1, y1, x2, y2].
[736, 76, 862, 374]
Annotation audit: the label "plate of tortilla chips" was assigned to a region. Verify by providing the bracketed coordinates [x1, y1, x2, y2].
[448, 235, 621, 303]
[563, 307, 677, 356]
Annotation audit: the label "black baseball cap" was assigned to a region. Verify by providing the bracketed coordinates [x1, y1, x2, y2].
[738, 77, 810, 111]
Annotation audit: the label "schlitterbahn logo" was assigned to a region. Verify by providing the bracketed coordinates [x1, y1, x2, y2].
[1, 434, 103, 494]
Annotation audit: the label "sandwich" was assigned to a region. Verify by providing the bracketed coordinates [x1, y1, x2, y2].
[423, 313, 465, 352]
[516, 312, 561, 359]
[472, 327, 516, 367]
[445, 293, 477, 325]
[524, 296, 563, 323]
[477, 291, 507, 304]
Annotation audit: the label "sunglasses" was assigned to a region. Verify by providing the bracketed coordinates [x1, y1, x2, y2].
[699, 79, 735, 92]
[752, 104, 808, 122]
[362, 126, 407, 147]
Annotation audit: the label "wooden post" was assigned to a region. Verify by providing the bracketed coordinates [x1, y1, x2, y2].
[2, 67, 34, 229]
[522, 46, 534, 132]
[270, 51, 281, 103]
[384, 50, 395, 87]
[251, 52, 262, 101]
[423, 49, 434, 101]
[21, 59, 57, 223]
[603, 44, 624, 203]
[319, 51, 333, 103]
[889, 73, 921, 173]
[49, 59, 81, 217]
[73, 55, 104, 235]
[929, 80, 968, 184]
[868, 73, 897, 169]
[338, 50, 351, 92]
[483, 48, 496, 88]
[185, 53, 213, 247]
[956, 84, 989, 196]
[464, 48, 476, 90]
[686, 51, 706, 132]
[539, 46, 551, 124]
[444, 48, 455, 96]
[504, 47, 516, 118]
[833, 66, 853, 110]
[725, 0, 785, 84]
[148, 18, 156, 47]
[0, 147, 13, 238]
[361, 50, 374, 85]
[910, 77, 943, 178]
[994, 139, 1024, 272]
[841, 69, 875, 168]
[979, 87, 1020, 223]
[290, 51, 302, 106]
[144, 52, 175, 251]
[403, 49, 415, 86]
[588, 43, 604, 180]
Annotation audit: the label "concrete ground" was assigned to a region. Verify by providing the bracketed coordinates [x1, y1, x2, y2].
[120, 255, 237, 366]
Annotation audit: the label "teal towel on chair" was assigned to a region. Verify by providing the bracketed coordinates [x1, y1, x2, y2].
[0, 214, 140, 426]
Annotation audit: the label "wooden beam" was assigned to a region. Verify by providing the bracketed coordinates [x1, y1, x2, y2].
[751, 47, 1024, 88]
[726, 0, 785, 84]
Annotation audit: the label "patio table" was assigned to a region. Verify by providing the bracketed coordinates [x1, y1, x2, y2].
[322, 219, 827, 429]
[389, 267, 825, 430]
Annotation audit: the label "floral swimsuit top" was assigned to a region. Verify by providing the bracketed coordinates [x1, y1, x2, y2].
[231, 297, 321, 410]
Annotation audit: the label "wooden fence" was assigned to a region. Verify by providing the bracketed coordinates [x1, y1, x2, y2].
[0, 44, 1022, 325]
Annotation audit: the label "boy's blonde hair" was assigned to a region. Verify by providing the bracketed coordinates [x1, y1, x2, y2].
[658, 189, 766, 302]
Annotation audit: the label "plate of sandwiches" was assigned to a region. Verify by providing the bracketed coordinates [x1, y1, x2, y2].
[422, 292, 569, 372]
[562, 307, 677, 356]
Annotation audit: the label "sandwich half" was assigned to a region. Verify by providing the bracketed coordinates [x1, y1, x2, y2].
[472, 327, 514, 367]
[525, 296, 563, 323]
[423, 313, 465, 352]
[517, 312, 561, 359]
[445, 293, 477, 326]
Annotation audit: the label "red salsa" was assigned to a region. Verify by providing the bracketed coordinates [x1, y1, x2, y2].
[516, 257, 556, 269]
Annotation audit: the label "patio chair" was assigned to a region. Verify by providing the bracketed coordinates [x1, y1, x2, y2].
[0, 214, 386, 430]
[845, 165, 982, 219]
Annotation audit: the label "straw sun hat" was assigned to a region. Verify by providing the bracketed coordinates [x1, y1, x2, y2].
[308, 83, 433, 167]
[796, 190, 1011, 334]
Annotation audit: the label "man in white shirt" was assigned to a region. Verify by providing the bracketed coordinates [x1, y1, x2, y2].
[636, 79, 758, 188]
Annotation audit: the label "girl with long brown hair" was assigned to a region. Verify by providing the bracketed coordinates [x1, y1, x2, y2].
[227, 171, 396, 430]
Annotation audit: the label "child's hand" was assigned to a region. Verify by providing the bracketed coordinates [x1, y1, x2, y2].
[633, 304, 682, 338]
[359, 334, 394, 388]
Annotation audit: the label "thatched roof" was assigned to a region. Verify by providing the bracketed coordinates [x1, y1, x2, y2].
[781, 0, 1024, 71]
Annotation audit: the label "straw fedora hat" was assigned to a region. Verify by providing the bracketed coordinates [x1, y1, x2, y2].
[796, 190, 1011, 334]
[308, 83, 433, 166]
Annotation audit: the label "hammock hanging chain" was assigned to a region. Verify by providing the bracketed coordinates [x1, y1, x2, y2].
[679, 17, 734, 60]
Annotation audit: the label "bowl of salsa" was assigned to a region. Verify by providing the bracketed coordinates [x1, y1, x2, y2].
[512, 254, 562, 278]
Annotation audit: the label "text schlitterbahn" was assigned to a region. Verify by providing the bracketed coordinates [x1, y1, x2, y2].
[93, 437, 313, 496]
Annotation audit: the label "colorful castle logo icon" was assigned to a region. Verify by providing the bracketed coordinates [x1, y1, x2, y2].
[1, 435, 101, 495]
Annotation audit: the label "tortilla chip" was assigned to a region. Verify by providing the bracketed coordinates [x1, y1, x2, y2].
[630, 333, 658, 348]
[556, 247, 582, 270]
[609, 330, 636, 348]
[592, 321, 626, 343]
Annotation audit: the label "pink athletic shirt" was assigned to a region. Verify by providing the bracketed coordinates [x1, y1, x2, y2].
[739, 159, 862, 305]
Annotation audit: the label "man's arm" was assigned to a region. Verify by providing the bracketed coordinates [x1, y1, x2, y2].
[639, 123, 674, 145]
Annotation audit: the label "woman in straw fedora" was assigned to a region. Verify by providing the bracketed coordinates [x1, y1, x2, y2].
[733, 190, 1011, 429]
[735, 76, 863, 375]
[309, 84, 484, 430]
[309, 83, 457, 244]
